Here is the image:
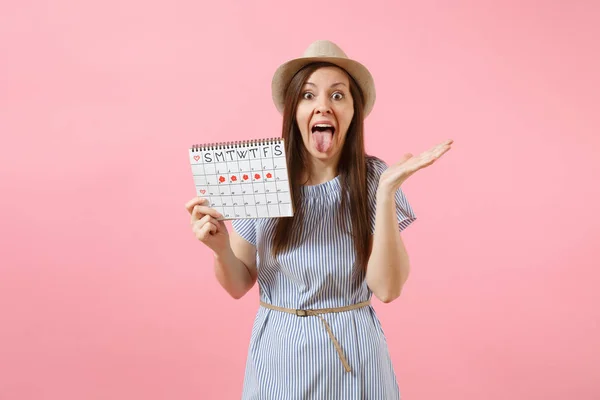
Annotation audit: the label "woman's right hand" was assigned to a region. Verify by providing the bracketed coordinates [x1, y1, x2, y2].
[185, 197, 230, 255]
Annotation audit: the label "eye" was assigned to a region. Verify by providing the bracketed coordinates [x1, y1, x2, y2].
[332, 92, 344, 100]
[302, 92, 314, 100]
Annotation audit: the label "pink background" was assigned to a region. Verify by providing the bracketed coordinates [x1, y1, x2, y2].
[1, 1, 599, 399]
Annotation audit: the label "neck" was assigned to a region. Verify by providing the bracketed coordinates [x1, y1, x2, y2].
[301, 156, 340, 185]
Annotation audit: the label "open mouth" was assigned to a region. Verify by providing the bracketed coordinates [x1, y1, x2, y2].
[310, 123, 335, 153]
[311, 123, 336, 136]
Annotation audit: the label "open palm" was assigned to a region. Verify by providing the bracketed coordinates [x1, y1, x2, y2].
[380, 139, 453, 190]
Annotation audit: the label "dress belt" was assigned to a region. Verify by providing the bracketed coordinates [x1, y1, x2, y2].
[259, 299, 371, 373]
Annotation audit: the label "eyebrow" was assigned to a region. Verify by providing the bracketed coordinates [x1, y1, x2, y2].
[304, 82, 348, 88]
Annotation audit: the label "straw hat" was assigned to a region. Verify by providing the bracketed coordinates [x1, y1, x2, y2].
[271, 40, 376, 117]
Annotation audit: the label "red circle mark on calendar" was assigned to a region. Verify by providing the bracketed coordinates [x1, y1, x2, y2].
[266, 173, 272, 179]
[255, 173, 261, 179]
[231, 176, 237, 181]
[219, 176, 225, 183]
[243, 174, 249, 180]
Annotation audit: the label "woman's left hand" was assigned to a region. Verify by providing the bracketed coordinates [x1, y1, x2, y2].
[379, 139, 454, 193]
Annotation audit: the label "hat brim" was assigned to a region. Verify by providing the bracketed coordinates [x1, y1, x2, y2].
[271, 56, 376, 117]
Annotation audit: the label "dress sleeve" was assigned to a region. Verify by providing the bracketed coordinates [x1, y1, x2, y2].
[366, 156, 417, 234]
[231, 218, 257, 246]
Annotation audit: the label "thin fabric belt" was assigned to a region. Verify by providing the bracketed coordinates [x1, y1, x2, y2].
[259, 300, 371, 373]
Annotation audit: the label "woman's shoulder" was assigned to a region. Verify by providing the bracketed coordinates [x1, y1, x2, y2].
[364, 155, 390, 196]
[365, 155, 389, 177]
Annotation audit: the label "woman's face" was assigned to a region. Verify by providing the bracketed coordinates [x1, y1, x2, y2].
[295, 66, 354, 162]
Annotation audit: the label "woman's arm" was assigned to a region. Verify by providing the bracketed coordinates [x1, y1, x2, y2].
[365, 184, 410, 303]
[186, 197, 257, 300]
[365, 139, 453, 303]
[213, 230, 258, 299]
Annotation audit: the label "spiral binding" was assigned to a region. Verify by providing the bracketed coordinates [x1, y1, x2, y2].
[191, 137, 284, 152]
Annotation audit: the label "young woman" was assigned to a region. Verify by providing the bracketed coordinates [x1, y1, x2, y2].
[185, 40, 453, 399]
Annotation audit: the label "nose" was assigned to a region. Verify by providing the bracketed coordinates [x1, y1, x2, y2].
[314, 97, 332, 114]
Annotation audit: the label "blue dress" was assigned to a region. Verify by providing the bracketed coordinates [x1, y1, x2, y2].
[231, 156, 417, 399]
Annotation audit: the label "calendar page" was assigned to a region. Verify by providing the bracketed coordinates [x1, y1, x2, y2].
[188, 138, 294, 219]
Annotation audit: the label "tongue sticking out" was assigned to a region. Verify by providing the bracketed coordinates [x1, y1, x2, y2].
[313, 129, 334, 153]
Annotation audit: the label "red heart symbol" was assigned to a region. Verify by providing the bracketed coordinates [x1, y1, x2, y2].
[231, 176, 237, 181]
[266, 173, 272, 179]
[219, 176, 225, 183]
[254, 173, 261, 179]
[200, 189, 206, 194]
[193, 155, 200, 161]
[243, 174, 249, 180]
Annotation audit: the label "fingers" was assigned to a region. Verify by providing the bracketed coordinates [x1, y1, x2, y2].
[423, 139, 453, 160]
[192, 204, 222, 220]
[193, 214, 219, 241]
[185, 197, 208, 214]
[396, 142, 451, 174]
[403, 140, 451, 171]
[196, 221, 218, 242]
[432, 143, 451, 159]
[186, 197, 223, 224]
[429, 139, 453, 153]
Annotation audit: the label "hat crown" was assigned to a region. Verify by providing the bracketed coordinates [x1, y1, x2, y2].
[302, 40, 348, 59]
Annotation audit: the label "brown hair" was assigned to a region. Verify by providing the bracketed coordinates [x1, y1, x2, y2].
[271, 62, 371, 269]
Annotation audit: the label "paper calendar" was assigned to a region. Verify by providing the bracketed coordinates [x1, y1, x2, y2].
[188, 138, 294, 219]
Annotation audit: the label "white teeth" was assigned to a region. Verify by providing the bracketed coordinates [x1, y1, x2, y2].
[311, 123, 335, 135]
